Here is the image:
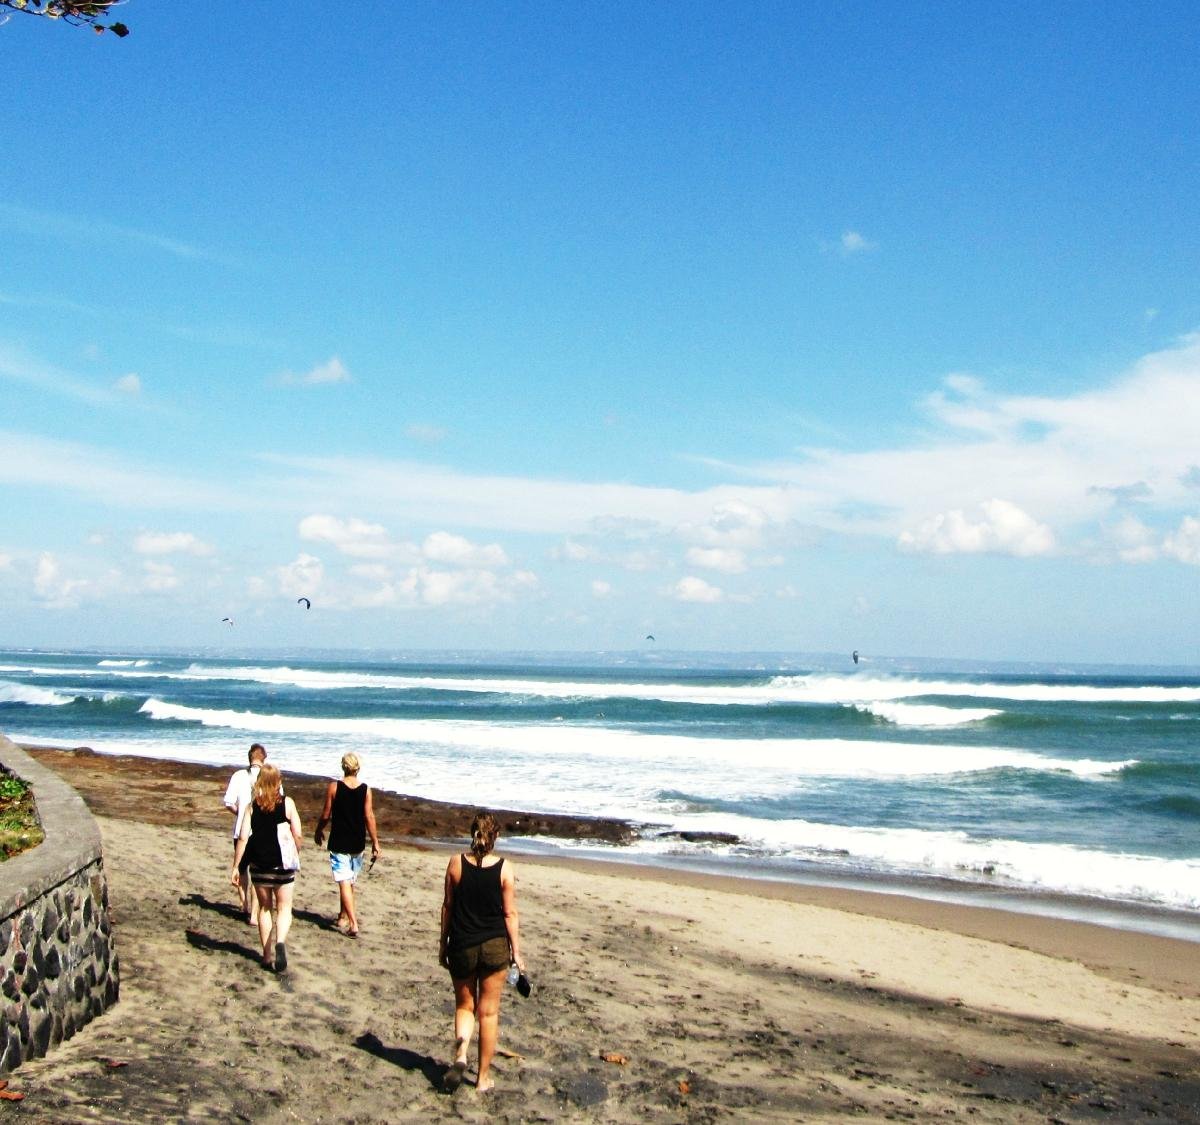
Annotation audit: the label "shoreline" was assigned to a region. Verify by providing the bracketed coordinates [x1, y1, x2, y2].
[20, 741, 1200, 968]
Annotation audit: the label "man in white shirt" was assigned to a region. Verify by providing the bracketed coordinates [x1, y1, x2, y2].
[223, 743, 267, 923]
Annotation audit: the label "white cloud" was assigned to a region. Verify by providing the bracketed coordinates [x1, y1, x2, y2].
[1163, 516, 1200, 565]
[840, 230, 877, 254]
[737, 336, 1200, 554]
[0, 553, 12, 570]
[276, 356, 351, 387]
[685, 546, 747, 573]
[0, 431, 245, 511]
[898, 499, 1055, 557]
[405, 423, 447, 444]
[276, 553, 324, 598]
[591, 579, 612, 598]
[114, 373, 141, 395]
[553, 539, 597, 563]
[133, 531, 214, 556]
[5, 203, 227, 262]
[299, 514, 402, 559]
[348, 563, 392, 581]
[412, 566, 536, 607]
[688, 500, 772, 549]
[1103, 516, 1160, 563]
[33, 553, 90, 608]
[0, 345, 125, 407]
[142, 560, 179, 591]
[422, 531, 508, 568]
[671, 575, 723, 603]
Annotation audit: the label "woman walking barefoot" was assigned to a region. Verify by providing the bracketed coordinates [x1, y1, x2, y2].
[439, 812, 524, 1093]
[313, 752, 381, 937]
[231, 763, 302, 972]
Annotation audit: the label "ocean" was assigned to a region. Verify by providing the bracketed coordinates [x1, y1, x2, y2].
[2, 648, 1197, 929]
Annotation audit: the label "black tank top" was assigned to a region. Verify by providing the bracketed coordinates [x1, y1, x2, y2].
[327, 780, 368, 854]
[449, 855, 506, 950]
[246, 799, 288, 869]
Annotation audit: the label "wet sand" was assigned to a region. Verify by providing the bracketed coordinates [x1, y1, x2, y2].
[6, 745, 1200, 1122]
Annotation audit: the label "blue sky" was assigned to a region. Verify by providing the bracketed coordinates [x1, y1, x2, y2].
[2, 3, 1199, 663]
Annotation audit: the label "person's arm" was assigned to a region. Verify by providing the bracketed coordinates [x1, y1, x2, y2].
[222, 772, 241, 813]
[285, 796, 303, 846]
[313, 781, 336, 846]
[501, 860, 523, 971]
[229, 807, 252, 884]
[439, 855, 460, 969]
[364, 786, 381, 860]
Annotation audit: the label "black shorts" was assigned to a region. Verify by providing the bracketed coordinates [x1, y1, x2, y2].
[447, 936, 508, 980]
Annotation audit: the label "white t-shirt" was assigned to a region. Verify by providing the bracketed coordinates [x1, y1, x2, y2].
[223, 764, 261, 840]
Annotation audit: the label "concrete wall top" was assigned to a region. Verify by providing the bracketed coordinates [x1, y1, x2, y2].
[0, 735, 103, 924]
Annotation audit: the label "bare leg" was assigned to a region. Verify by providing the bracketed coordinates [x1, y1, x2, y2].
[254, 884, 274, 965]
[234, 844, 250, 915]
[245, 868, 258, 924]
[474, 967, 506, 1091]
[452, 977, 476, 1062]
[442, 977, 475, 1091]
[337, 880, 358, 933]
[273, 882, 294, 947]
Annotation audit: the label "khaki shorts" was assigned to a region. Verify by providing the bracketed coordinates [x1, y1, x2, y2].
[447, 936, 508, 980]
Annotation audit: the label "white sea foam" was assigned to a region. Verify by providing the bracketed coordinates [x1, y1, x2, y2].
[0, 681, 74, 707]
[769, 674, 1200, 705]
[852, 701, 1001, 727]
[617, 814, 1200, 911]
[19, 724, 1186, 910]
[176, 663, 1200, 706]
[4, 658, 1198, 709]
[136, 698, 1130, 780]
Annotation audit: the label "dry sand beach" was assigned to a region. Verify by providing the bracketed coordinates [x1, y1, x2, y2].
[4, 745, 1200, 1122]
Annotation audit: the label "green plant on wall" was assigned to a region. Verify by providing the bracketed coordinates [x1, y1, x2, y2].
[0, 772, 44, 859]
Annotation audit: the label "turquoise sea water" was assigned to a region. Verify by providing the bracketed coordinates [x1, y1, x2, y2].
[1, 648, 1197, 916]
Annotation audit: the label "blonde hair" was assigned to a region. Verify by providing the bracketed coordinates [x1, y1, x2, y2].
[470, 812, 499, 860]
[252, 763, 283, 812]
[341, 752, 360, 776]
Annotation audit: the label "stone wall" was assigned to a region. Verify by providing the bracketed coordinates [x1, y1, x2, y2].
[0, 735, 119, 1072]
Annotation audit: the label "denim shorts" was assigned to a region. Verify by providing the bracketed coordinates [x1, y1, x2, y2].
[329, 851, 363, 883]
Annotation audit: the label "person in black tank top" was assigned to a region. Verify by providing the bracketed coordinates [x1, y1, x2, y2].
[230, 763, 303, 973]
[314, 752, 381, 937]
[438, 812, 526, 1094]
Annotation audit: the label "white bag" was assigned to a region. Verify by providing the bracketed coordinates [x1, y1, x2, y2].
[277, 821, 300, 871]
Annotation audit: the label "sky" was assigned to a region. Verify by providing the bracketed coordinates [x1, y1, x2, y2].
[1, 3, 1199, 664]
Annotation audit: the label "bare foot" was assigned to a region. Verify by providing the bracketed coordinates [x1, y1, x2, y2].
[475, 1077, 495, 1094]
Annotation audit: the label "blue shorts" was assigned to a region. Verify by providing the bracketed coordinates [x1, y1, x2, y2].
[329, 852, 363, 884]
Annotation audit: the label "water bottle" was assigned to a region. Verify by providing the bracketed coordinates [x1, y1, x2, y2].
[506, 963, 520, 987]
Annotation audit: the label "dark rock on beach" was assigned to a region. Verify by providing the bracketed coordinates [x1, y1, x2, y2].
[19, 744, 639, 846]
